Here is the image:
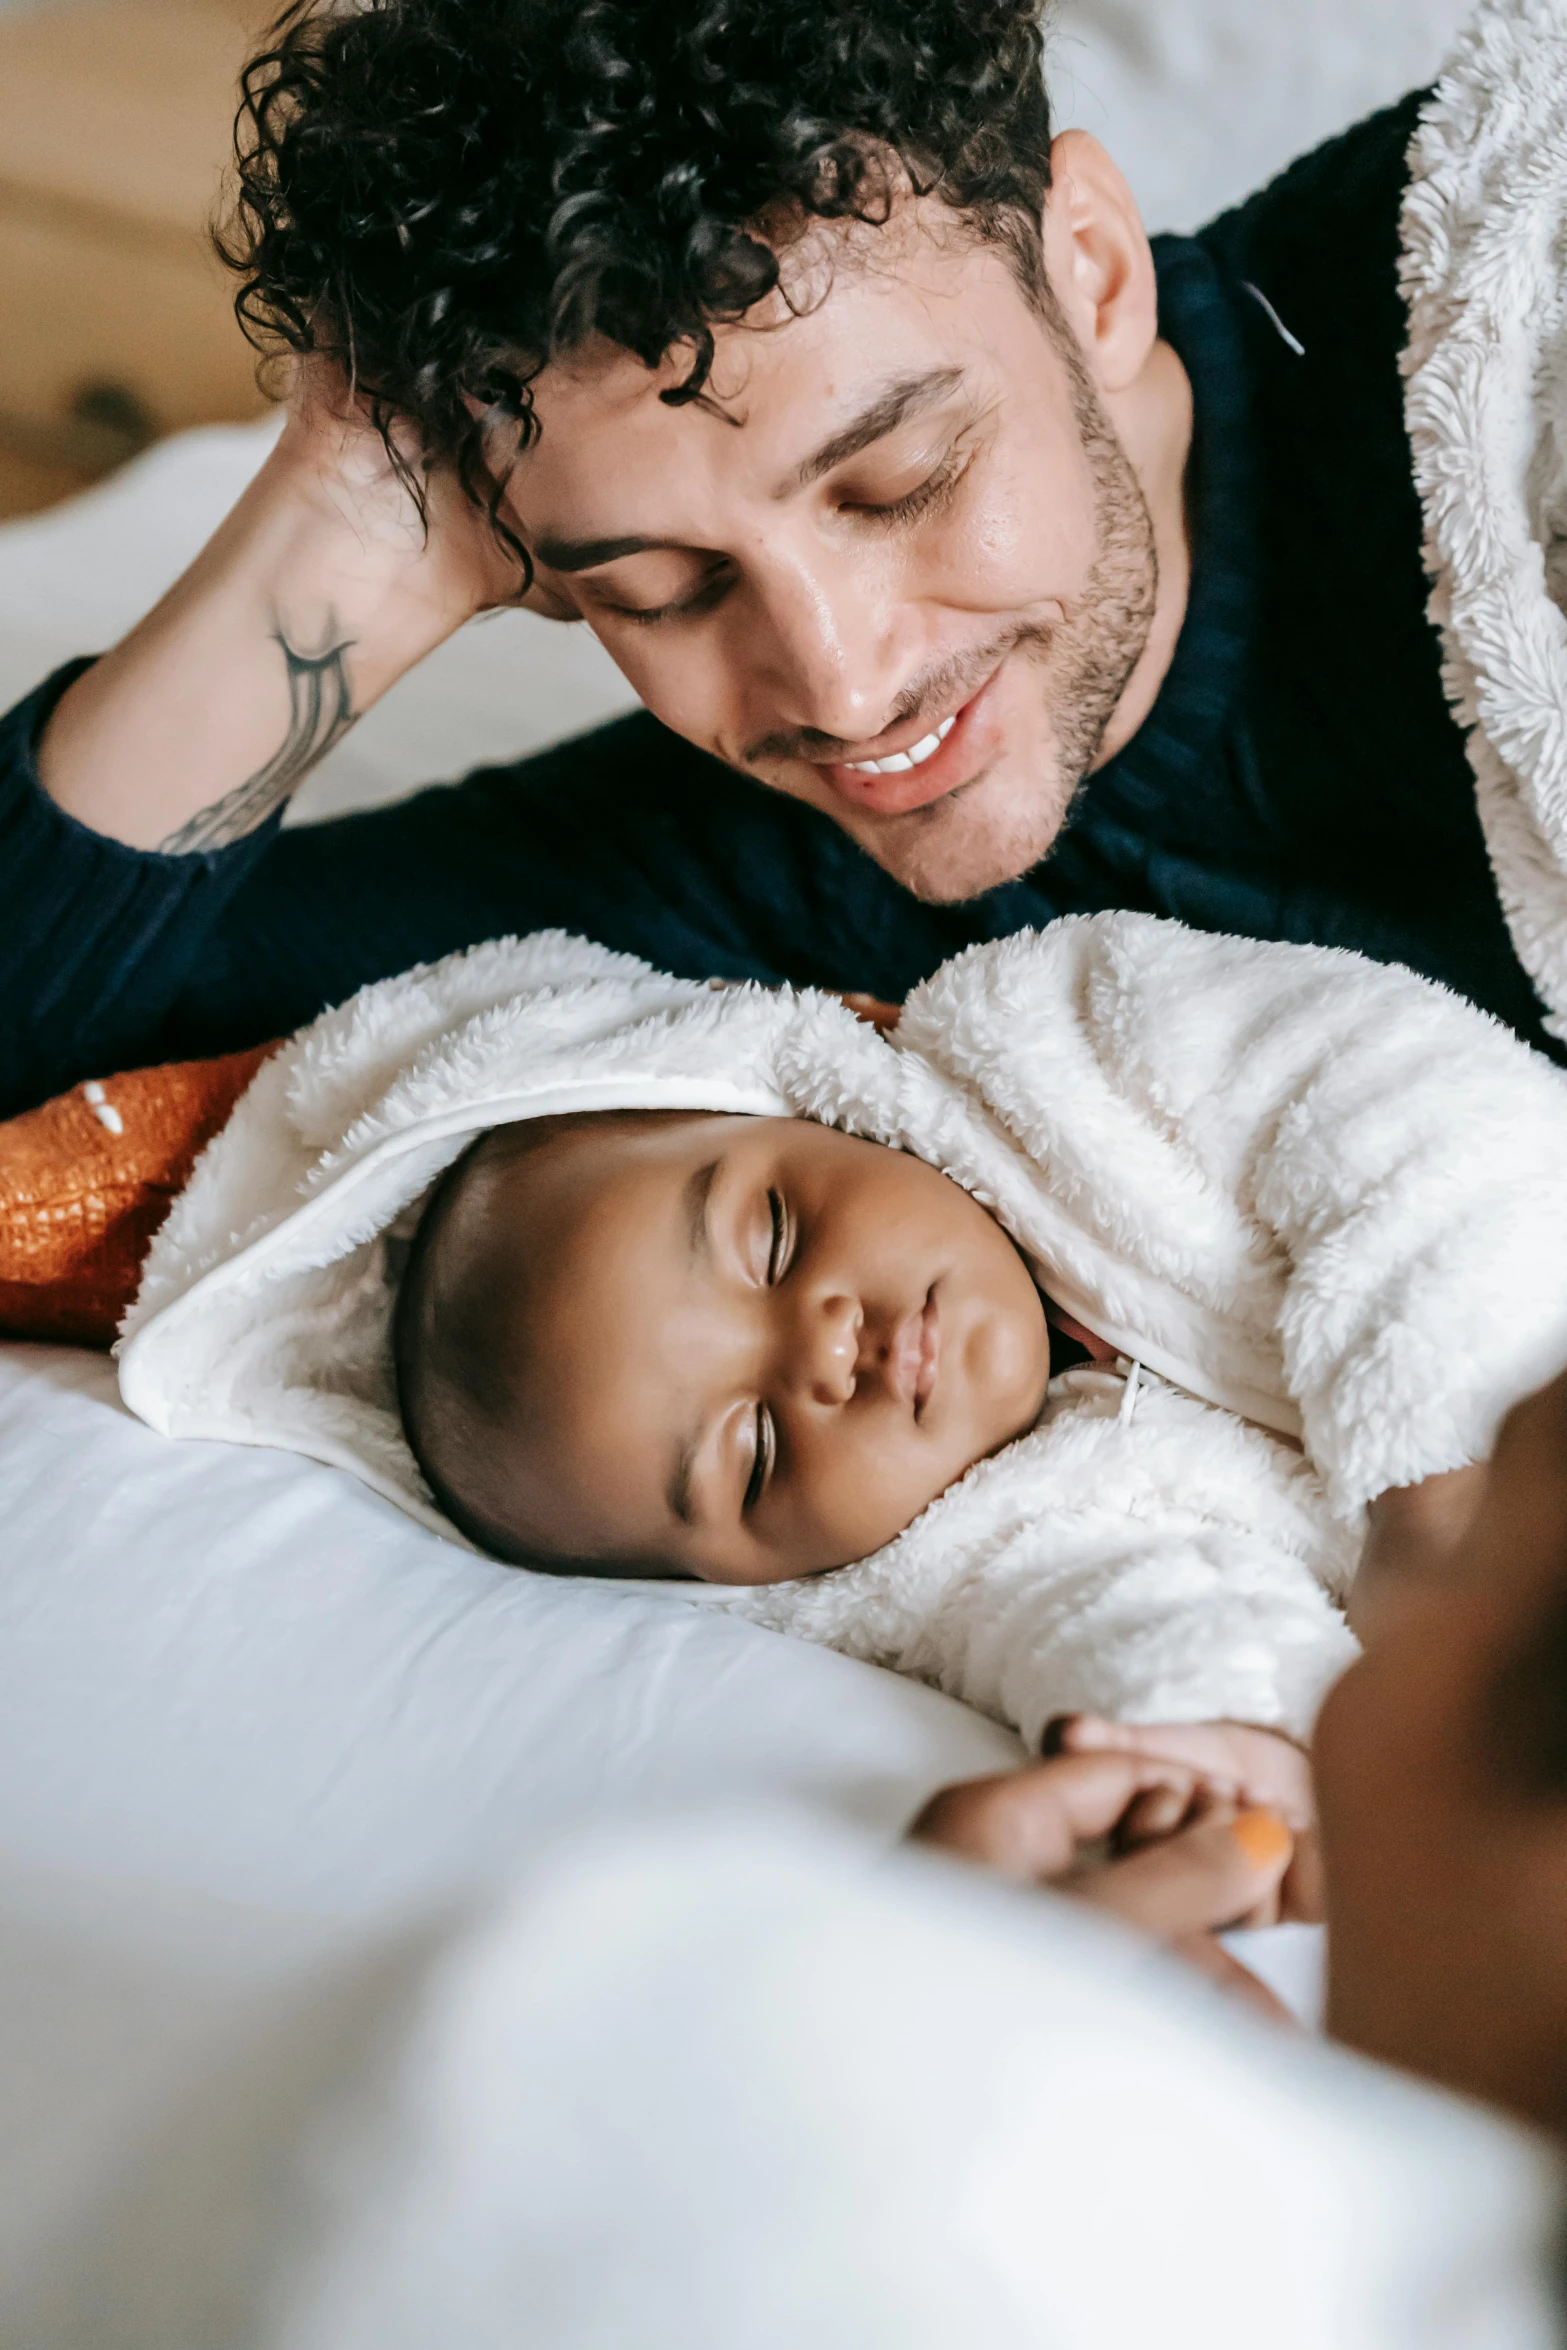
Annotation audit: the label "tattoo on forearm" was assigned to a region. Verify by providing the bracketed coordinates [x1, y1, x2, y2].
[156, 626, 357, 853]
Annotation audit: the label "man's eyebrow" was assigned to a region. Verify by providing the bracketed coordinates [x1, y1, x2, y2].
[532, 369, 965, 571]
[530, 531, 685, 576]
[787, 367, 966, 492]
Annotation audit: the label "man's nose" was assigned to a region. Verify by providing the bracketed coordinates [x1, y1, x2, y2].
[751, 545, 909, 749]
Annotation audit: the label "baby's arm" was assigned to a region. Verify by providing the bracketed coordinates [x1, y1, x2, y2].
[910, 916, 1567, 1517]
[1175, 936, 1567, 1515]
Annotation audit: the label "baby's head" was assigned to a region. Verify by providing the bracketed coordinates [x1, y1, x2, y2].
[394, 1109, 1051, 1584]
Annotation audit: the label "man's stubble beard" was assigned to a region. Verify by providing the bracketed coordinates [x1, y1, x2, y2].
[878, 351, 1160, 906]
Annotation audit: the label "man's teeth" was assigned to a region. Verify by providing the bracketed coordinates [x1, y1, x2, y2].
[844, 714, 956, 775]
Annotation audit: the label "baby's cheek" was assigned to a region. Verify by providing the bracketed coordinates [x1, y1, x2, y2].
[803, 1436, 951, 1570]
[969, 1292, 1051, 1428]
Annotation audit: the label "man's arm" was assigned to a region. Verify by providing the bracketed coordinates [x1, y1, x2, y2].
[0, 654, 914, 1117]
[0, 374, 747, 1115]
[39, 381, 520, 851]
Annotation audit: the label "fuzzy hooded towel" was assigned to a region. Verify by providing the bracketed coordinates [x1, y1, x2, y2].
[119, 911, 1567, 1747]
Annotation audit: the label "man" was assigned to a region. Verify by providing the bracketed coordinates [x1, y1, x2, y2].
[3, 0, 1565, 1117]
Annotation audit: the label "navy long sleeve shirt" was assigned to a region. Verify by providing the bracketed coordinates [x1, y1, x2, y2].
[1, 93, 1552, 1120]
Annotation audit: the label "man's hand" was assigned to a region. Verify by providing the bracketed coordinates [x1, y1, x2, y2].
[835, 992, 903, 1032]
[910, 1748, 1299, 2019]
[270, 357, 532, 628]
[1046, 1714, 1319, 1924]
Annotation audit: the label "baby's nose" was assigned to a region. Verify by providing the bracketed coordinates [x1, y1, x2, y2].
[805, 1294, 862, 1405]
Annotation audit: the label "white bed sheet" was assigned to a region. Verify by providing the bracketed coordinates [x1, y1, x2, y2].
[0, 1343, 1018, 1918]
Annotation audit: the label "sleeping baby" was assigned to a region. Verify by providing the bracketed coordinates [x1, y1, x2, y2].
[393, 1100, 1054, 1581]
[116, 913, 1567, 1813]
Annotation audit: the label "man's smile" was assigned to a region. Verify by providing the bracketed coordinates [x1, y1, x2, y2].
[813, 666, 1009, 817]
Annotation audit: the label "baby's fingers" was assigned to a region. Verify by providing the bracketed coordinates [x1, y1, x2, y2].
[911, 1751, 1199, 1883]
[1052, 1715, 1313, 1828]
[1117, 1779, 1204, 1851]
[1049, 1714, 1239, 1788]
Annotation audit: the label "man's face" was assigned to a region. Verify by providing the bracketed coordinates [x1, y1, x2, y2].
[508, 184, 1162, 903]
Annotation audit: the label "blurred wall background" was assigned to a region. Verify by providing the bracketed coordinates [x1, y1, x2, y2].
[0, 0, 1482, 524]
[1051, 0, 1475, 229]
[0, 0, 271, 518]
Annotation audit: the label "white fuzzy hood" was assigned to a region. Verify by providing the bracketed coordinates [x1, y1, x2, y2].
[113, 914, 1320, 1546]
[119, 910, 1567, 1741]
[119, 931, 863, 1543]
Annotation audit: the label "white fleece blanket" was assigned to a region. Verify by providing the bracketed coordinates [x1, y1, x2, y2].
[1402, 0, 1567, 1046]
[119, 911, 1567, 1745]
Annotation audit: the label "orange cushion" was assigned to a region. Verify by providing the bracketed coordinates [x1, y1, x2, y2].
[0, 1044, 276, 1349]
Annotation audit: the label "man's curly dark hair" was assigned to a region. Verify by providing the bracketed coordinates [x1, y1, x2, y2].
[219, 0, 1056, 567]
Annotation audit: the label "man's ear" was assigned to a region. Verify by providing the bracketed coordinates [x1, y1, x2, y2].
[478, 559, 584, 622]
[1041, 129, 1159, 397]
[512, 572, 586, 624]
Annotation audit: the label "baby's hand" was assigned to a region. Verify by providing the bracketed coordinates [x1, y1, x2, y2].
[1047, 1715, 1320, 1925]
[835, 991, 902, 1032]
[911, 1752, 1298, 2020]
